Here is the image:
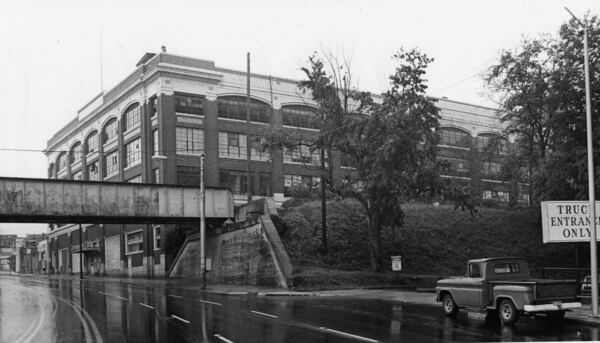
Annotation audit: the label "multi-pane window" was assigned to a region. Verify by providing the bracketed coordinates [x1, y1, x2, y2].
[439, 128, 470, 149]
[477, 134, 508, 155]
[483, 190, 510, 202]
[152, 130, 159, 156]
[126, 231, 144, 254]
[72, 171, 82, 180]
[149, 96, 158, 117]
[217, 97, 270, 123]
[102, 118, 118, 144]
[284, 174, 320, 195]
[219, 132, 247, 159]
[176, 127, 204, 155]
[481, 161, 502, 178]
[282, 106, 319, 129]
[70, 142, 82, 164]
[153, 226, 161, 250]
[177, 166, 200, 186]
[85, 131, 98, 154]
[250, 136, 270, 161]
[258, 172, 271, 196]
[123, 103, 141, 132]
[126, 175, 142, 183]
[125, 138, 141, 168]
[175, 93, 204, 115]
[87, 161, 99, 181]
[219, 169, 249, 194]
[103, 151, 119, 178]
[442, 157, 470, 173]
[283, 143, 320, 165]
[57, 153, 67, 173]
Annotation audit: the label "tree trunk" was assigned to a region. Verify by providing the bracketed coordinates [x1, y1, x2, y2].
[366, 208, 383, 272]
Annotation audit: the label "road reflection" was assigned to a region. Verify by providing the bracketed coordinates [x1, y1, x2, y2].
[3, 276, 600, 342]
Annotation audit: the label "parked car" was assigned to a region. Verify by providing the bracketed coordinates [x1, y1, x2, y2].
[435, 257, 581, 325]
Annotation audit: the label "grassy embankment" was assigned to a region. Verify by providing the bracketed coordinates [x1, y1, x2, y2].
[276, 199, 581, 290]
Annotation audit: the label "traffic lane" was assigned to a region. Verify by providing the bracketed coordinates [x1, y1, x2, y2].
[11, 276, 600, 343]
[0, 276, 94, 343]
[74, 279, 599, 342]
[162, 290, 600, 342]
[88, 281, 368, 342]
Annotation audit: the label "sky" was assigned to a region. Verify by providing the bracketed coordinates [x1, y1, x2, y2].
[0, 0, 599, 235]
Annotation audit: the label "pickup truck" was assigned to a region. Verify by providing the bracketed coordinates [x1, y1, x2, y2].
[435, 257, 581, 325]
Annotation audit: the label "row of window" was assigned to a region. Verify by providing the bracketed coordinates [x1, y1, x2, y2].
[53, 96, 326, 174]
[440, 158, 503, 178]
[218, 169, 271, 196]
[439, 128, 508, 154]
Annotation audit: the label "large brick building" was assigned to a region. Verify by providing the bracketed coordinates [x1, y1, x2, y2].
[44, 49, 522, 277]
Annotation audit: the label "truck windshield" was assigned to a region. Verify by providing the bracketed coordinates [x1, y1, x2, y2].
[469, 263, 481, 277]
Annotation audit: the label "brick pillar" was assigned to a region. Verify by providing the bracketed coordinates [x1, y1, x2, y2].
[271, 108, 284, 193]
[159, 94, 177, 184]
[204, 99, 219, 186]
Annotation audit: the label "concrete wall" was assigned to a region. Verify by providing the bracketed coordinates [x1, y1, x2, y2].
[169, 216, 292, 288]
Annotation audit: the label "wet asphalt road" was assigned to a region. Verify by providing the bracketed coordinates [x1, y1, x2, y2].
[1, 275, 600, 342]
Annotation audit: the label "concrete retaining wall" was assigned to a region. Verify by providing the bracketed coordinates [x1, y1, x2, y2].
[168, 216, 292, 288]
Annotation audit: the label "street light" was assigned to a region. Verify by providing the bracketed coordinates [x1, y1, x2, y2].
[565, 7, 598, 318]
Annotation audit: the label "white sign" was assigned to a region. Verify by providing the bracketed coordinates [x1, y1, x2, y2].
[391, 256, 402, 271]
[541, 201, 600, 243]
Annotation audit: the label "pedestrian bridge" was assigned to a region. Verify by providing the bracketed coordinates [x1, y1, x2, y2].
[0, 177, 234, 224]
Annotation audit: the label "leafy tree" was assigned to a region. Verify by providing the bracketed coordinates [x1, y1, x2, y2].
[486, 15, 600, 203]
[299, 48, 441, 271]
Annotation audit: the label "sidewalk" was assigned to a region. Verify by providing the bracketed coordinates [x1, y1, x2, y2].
[9, 273, 600, 326]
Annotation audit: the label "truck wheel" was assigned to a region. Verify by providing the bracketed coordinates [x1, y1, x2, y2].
[498, 299, 520, 325]
[442, 294, 459, 316]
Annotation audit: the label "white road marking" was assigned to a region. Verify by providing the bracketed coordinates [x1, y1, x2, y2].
[320, 327, 379, 343]
[199, 299, 222, 306]
[251, 310, 278, 318]
[214, 334, 235, 343]
[139, 303, 155, 310]
[99, 291, 128, 300]
[170, 315, 190, 324]
[167, 295, 183, 298]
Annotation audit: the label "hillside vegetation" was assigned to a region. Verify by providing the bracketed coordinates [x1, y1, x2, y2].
[278, 199, 581, 277]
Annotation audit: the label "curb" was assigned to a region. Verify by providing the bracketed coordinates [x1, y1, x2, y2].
[257, 292, 317, 297]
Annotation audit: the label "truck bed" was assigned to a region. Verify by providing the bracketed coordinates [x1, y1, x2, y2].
[490, 279, 579, 303]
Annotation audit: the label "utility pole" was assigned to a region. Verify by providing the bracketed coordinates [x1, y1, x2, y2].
[565, 7, 598, 317]
[79, 224, 83, 280]
[246, 52, 253, 204]
[200, 154, 206, 290]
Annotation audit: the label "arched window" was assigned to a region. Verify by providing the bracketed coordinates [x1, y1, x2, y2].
[56, 152, 67, 173]
[439, 127, 471, 149]
[123, 103, 141, 132]
[281, 105, 319, 129]
[102, 117, 118, 144]
[217, 96, 271, 123]
[85, 130, 99, 154]
[70, 142, 82, 164]
[476, 134, 508, 155]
